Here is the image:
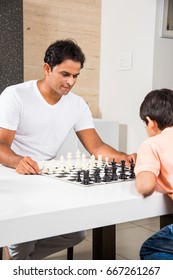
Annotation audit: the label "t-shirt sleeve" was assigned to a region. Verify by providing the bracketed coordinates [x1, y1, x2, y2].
[73, 97, 94, 132]
[135, 140, 160, 177]
[0, 87, 21, 130]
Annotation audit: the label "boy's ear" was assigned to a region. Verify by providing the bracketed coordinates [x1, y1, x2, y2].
[146, 116, 154, 128]
[146, 116, 159, 132]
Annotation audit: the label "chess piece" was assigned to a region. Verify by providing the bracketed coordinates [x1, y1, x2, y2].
[48, 159, 56, 174]
[103, 165, 111, 182]
[82, 170, 90, 185]
[119, 160, 127, 180]
[129, 160, 136, 179]
[94, 168, 101, 183]
[76, 170, 82, 182]
[59, 155, 65, 171]
[105, 156, 109, 166]
[111, 160, 118, 181]
[97, 154, 102, 168]
[42, 162, 49, 174]
[66, 152, 73, 170]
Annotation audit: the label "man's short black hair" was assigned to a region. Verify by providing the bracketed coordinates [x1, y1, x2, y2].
[44, 39, 85, 70]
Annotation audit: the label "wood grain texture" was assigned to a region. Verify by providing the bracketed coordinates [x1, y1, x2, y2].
[23, 0, 101, 117]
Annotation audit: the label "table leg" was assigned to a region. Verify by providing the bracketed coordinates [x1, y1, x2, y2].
[160, 214, 173, 229]
[0, 247, 2, 260]
[92, 225, 116, 260]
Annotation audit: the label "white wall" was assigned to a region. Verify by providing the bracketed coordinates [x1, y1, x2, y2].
[100, 0, 157, 153]
[153, 0, 173, 89]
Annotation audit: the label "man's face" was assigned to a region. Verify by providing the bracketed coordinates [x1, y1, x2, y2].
[45, 59, 81, 97]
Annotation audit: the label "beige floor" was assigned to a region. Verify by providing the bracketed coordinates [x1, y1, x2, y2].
[44, 217, 160, 260]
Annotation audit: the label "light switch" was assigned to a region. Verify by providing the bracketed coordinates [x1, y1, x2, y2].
[116, 51, 133, 71]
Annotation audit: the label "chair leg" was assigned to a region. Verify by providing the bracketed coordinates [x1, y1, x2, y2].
[0, 247, 3, 260]
[67, 247, 73, 260]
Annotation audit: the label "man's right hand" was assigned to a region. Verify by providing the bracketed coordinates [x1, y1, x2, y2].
[15, 156, 41, 175]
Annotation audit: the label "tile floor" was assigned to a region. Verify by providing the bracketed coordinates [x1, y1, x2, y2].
[44, 217, 160, 260]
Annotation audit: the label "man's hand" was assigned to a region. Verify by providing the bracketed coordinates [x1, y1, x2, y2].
[125, 153, 137, 167]
[15, 156, 41, 175]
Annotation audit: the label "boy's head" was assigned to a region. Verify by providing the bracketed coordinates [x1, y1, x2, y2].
[44, 39, 85, 70]
[140, 88, 173, 131]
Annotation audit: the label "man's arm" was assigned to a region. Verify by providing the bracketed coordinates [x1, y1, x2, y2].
[0, 128, 40, 174]
[135, 171, 156, 197]
[76, 128, 136, 165]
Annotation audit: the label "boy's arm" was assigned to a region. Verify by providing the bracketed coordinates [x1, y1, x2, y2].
[135, 171, 157, 197]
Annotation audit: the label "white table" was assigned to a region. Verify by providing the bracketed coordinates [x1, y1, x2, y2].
[0, 165, 173, 259]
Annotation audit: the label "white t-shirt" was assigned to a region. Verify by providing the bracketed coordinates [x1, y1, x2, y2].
[0, 80, 94, 161]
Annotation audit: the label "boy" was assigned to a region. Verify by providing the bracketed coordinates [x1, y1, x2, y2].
[135, 88, 173, 260]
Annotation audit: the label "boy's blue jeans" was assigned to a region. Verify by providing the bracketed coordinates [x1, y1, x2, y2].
[140, 224, 173, 260]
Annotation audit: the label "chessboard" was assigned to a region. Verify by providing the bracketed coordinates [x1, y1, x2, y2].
[40, 151, 135, 187]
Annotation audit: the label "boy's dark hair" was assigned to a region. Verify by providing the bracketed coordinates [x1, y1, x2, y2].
[44, 39, 85, 70]
[140, 88, 173, 130]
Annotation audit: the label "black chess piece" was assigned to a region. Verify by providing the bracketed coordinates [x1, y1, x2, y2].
[103, 165, 111, 182]
[76, 170, 82, 182]
[119, 160, 127, 180]
[112, 158, 116, 167]
[111, 161, 118, 181]
[94, 168, 101, 183]
[129, 160, 136, 179]
[82, 170, 90, 185]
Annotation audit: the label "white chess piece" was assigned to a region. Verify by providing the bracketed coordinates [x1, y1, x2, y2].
[105, 157, 109, 166]
[89, 155, 95, 169]
[97, 154, 102, 168]
[75, 150, 82, 169]
[75, 149, 81, 159]
[48, 159, 56, 174]
[41, 162, 48, 174]
[66, 152, 73, 170]
[81, 153, 87, 169]
[59, 155, 65, 171]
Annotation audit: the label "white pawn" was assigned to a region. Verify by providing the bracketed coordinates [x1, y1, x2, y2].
[41, 161, 48, 174]
[59, 155, 65, 171]
[105, 157, 109, 166]
[97, 154, 102, 168]
[81, 153, 87, 169]
[89, 155, 95, 169]
[75, 149, 82, 169]
[90, 154, 95, 165]
[49, 159, 58, 174]
[66, 152, 73, 170]
[75, 149, 81, 159]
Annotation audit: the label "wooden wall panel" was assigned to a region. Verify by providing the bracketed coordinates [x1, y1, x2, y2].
[0, 0, 23, 93]
[23, 0, 101, 117]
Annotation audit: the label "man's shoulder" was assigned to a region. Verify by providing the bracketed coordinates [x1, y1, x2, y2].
[2, 80, 36, 93]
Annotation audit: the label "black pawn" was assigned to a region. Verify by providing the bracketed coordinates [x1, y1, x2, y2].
[103, 165, 111, 182]
[82, 170, 90, 185]
[76, 170, 82, 182]
[94, 168, 101, 183]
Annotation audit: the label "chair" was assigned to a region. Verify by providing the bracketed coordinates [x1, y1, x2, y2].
[0, 247, 2, 260]
[0, 246, 73, 260]
[67, 246, 73, 260]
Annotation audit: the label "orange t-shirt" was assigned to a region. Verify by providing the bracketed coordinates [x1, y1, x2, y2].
[135, 127, 173, 200]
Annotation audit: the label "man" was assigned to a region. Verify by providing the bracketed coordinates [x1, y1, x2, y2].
[0, 39, 136, 259]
